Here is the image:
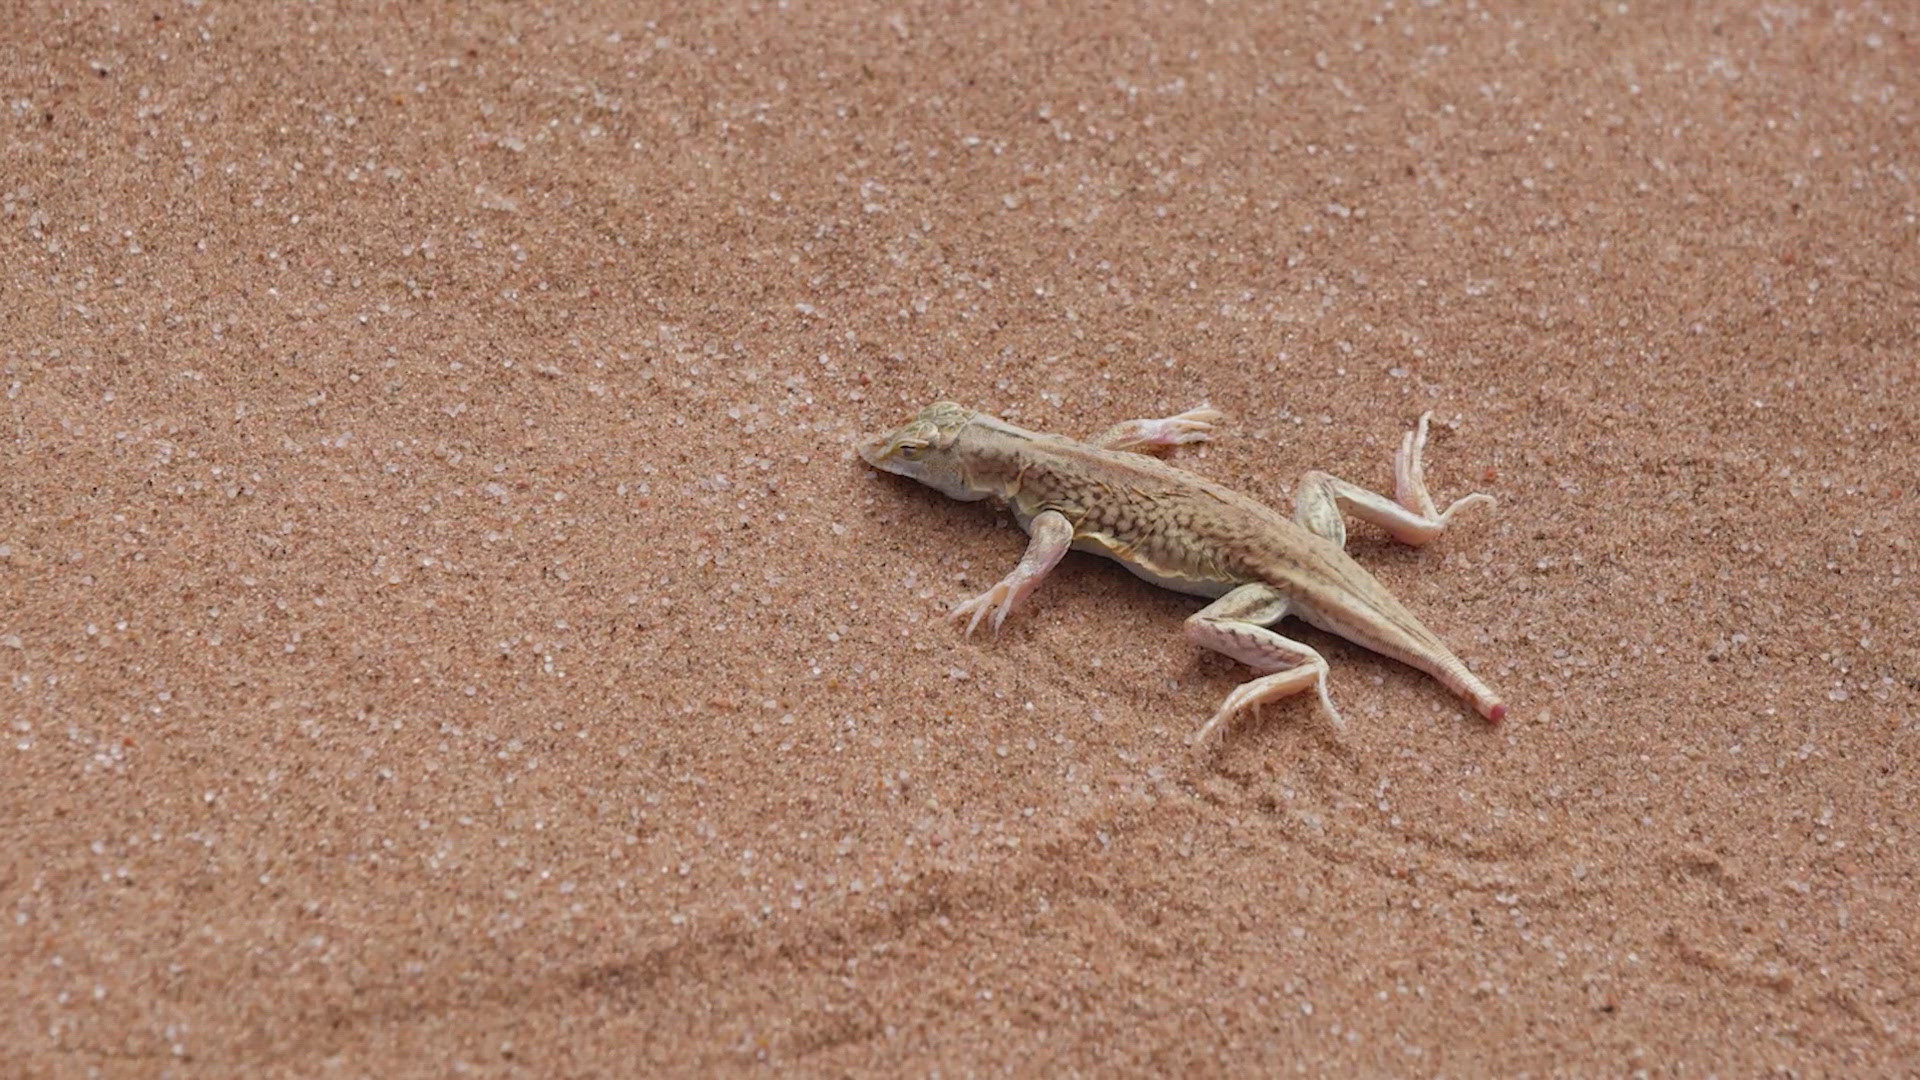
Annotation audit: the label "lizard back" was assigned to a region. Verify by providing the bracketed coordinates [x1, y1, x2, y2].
[954, 414, 1455, 662]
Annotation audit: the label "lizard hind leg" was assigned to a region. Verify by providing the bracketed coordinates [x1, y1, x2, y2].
[1292, 474, 1349, 548]
[1184, 583, 1344, 747]
[1293, 412, 1495, 549]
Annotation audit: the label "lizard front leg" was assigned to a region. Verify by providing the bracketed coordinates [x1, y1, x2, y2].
[1294, 411, 1495, 548]
[1185, 583, 1342, 746]
[1091, 405, 1223, 454]
[950, 509, 1074, 634]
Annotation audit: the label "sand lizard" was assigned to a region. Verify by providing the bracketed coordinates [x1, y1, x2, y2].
[859, 402, 1505, 744]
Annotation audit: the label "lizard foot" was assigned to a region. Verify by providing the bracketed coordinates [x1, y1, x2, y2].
[1395, 411, 1496, 525]
[949, 581, 1019, 635]
[1092, 406, 1224, 453]
[1187, 657, 1343, 748]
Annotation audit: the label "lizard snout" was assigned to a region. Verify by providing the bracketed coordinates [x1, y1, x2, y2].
[856, 434, 891, 467]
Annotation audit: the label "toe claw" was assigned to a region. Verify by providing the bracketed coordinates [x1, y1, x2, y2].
[952, 582, 1015, 636]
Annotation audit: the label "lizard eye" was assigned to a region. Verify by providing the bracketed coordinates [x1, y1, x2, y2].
[896, 440, 930, 460]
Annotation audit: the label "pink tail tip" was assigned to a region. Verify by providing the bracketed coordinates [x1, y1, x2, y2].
[1487, 702, 1507, 725]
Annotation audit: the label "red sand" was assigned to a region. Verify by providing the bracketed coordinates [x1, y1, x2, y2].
[6, 2, 1918, 1074]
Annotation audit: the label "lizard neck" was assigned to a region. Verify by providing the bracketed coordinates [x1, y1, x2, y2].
[952, 413, 1051, 503]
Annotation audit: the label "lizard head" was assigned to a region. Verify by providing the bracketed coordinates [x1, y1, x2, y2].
[858, 401, 988, 501]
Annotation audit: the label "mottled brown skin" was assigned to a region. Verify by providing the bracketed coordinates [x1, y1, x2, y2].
[861, 403, 1504, 734]
[968, 415, 1475, 676]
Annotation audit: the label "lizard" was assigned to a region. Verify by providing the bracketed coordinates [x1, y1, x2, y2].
[858, 401, 1505, 745]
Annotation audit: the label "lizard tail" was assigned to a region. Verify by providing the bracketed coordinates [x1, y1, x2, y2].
[1422, 652, 1505, 725]
[1452, 667, 1506, 724]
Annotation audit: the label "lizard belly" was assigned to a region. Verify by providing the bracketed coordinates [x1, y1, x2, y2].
[1069, 535, 1236, 599]
[1010, 501, 1237, 599]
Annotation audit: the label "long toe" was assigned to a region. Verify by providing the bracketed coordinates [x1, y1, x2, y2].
[1316, 685, 1346, 731]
